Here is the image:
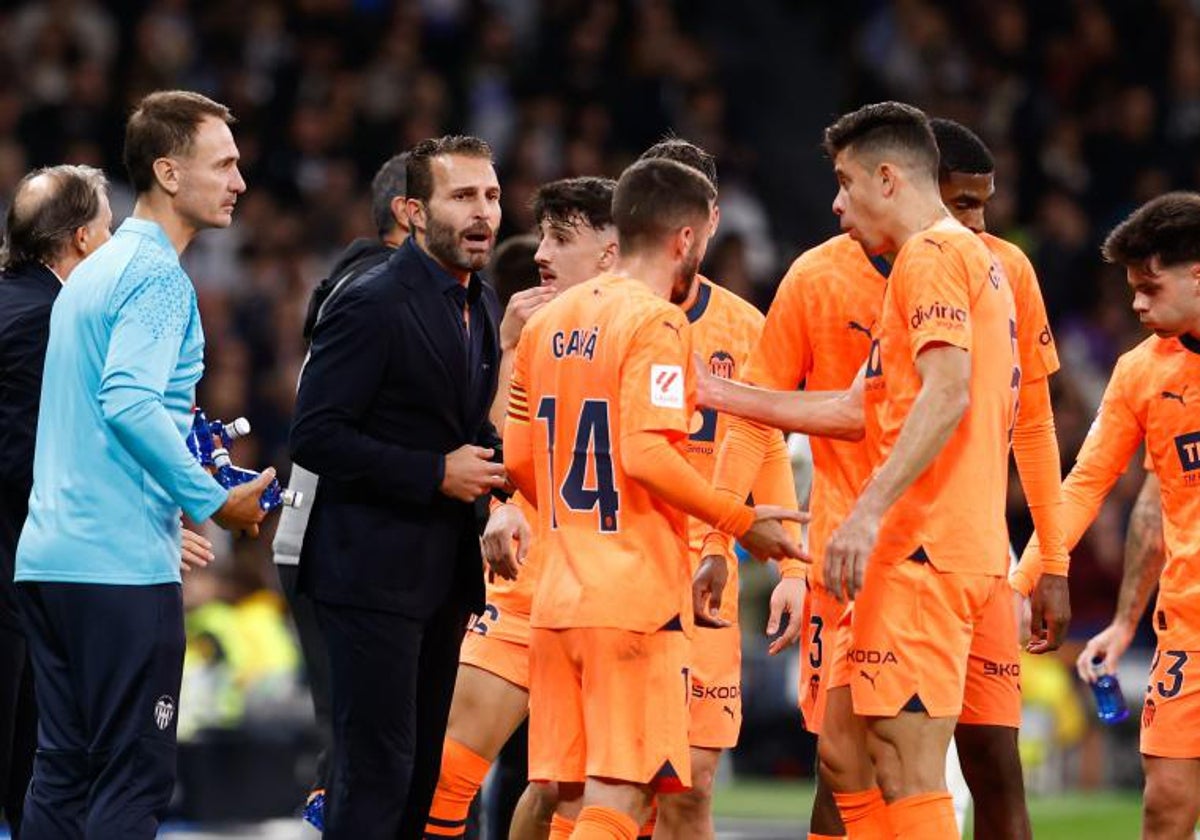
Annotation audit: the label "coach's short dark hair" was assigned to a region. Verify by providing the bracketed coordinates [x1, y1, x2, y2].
[2, 165, 108, 270]
[612, 158, 716, 255]
[1102, 192, 1200, 268]
[638, 137, 718, 189]
[405, 136, 493, 204]
[823, 102, 939, 181]
[533, 177, 615, 231]
[489, 233, 540, 308]
[930, 118, 995, 179]
[124, 90, 235, 194]
[371, 152, 409, 235]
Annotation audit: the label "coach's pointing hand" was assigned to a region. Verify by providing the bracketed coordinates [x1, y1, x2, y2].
[442, 445, 507, 502]
[825, 505, 880, 602]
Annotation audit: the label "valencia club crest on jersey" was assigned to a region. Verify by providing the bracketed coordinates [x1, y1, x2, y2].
[708, 350, 735, 380]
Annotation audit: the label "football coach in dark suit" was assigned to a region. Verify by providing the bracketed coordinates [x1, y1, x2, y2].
[290, 135, 506, 839]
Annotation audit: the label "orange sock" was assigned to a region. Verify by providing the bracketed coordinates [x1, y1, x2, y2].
[550, 813, 577, 840]
[637, 800, 657, 839]
[888, 792, 957, 839]
[423, 738, 491, 837]
[808, 834, 848, 840]
[833, 788, 893, 840]
[570, 805, 639, 840]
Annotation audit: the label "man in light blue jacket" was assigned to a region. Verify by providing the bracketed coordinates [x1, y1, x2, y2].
[15, 90, 271, 840]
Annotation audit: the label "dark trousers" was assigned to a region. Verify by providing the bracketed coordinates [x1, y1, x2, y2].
[0, 616, 36, 838]
[16, 582, 184, 840]
[275, 563, 332, 792]
[316, 597, 469, 840]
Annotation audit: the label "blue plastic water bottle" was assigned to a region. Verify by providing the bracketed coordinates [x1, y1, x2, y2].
[186, 408, 250, 467]
[1090, 657, 1130, 724]
[211, 448, 303, 512]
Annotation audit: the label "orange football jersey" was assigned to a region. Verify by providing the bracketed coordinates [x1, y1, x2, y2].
[864, 218, 1018, 576]
[507, 274, 696, 634]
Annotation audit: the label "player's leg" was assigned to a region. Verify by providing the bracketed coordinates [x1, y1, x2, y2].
[424, 637, 530, 838]
[1139, 647, 1200, 839]
[943, 738, 971, 836]
[1141, 757, 1200, 839]
[821, 686, 887, 839]
[528, 628, 588, 840]
[510, 781, 559, 840]
[955, 578, 1028, 839]
[809, 770, 847, 839]
[656, 623, 740, 839]
[654, 747, 719, 839]
[851, 560, 987, 838]
[573, 627, 691, 840]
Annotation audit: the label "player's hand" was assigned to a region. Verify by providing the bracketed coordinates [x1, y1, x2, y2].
[1028, 572, 1071, 654]
[1013, 587, 1032, 648]
[693, 554, 731, 628]
[1076, 621, 1135, 683]
[481, 502, 531, 581]
[691, 352, 718, 408]
[500, 286, 557, 351]
[738, 506, 809, 562]
[824, 507, 879, 602]
[766, 575, 805, 655]
[180, 526, 215, 573]
[211, 468, 274, 538]
[441, 445, 506, 502]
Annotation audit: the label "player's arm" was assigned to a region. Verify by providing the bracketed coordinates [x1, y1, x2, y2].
[1075, 472, 1164, 681]
[1011, 374, 1071, 652]
[825, 344, 969, 600]
[1012, 358, 1146, 593]
[698, 366, 866, 441]
[501, 336, 537, 506]
[489, 286, 558, 430]
[751, 432, 807, 653]
[98, 269, 229, 524]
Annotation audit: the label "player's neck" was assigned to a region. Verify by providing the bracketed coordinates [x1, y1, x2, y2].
[888, 190, 952, 252]
[612, 253, 675, 299]
[132, 194, 199, 256]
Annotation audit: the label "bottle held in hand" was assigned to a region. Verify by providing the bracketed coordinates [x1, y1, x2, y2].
[1089, 657, 1130, 725]
[187, 408, 251, 467]
[211, 448, 302, 512]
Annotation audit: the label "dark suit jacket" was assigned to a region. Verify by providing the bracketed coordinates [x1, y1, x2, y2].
[0, 263, 60, 632]
[290, 238, 500, 618]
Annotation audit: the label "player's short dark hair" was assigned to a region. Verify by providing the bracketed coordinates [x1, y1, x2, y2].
[823, 102, 938, 181]
[2, 165, 108, 269]
[930, 118, 995, 179]
[638, 137, 718, 189]
[405, 135, 493, 204]
[124, 90, 234, 194]
[1102, 192, 1200, 268]
[489, 233, 540, 308]
[371, 152, 409, 235]
[532, 177, 615, 231]
[612, 158, 716, 255]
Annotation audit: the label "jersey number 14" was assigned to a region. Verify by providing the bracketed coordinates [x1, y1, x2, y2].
[536, 397, 620, 532]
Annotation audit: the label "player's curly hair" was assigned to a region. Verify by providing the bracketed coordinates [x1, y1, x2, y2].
[930, 118, 995, 179]
[823, 102, 939, 181]
[1102, 192, 1200, 268]
[532, 177, 616, 231]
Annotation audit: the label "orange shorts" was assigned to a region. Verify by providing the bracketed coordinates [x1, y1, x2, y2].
[467, 595, 532, 647]
[528, 627, 691, 792]
[1141, 648, 1200, 758]
[460, 630, 530, 692]
[960, 581, 1022, 728]
[688, 624, 741, 749]
[849, 558, 1007, 719]
[799, 584, 853, 734]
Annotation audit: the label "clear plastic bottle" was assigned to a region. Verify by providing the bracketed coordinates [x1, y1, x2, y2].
[1089, 657, 1130, 724]
[211, 448, 302, 512]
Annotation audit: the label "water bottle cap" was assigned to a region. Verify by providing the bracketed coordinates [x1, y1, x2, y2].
[212, 447, 232, 466]
[228, 417, 251, 438]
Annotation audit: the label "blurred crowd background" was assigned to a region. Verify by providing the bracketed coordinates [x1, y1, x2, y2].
[0, 0, 1185, 817]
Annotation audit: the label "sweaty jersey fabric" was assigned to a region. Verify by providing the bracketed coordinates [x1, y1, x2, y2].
[17, 218, 227, 585]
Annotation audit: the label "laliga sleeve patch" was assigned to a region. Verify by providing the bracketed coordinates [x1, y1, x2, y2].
[651, 364, 685, 408]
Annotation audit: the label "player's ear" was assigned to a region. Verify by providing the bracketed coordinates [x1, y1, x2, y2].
[152, 157, 180, 197]
[878, 162, 896, 198]
[599, 231, 617, 269]
[676, 225, 695, 261]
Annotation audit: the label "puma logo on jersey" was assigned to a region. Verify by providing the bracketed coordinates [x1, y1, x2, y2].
[722, 705, 735, 720]
[1162, 388, 1187, 406]
[662, 321, 683, 338]
[860, 669, 880, 690]
[847, 320, 875, 340]
[923, 238, 946, 252]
